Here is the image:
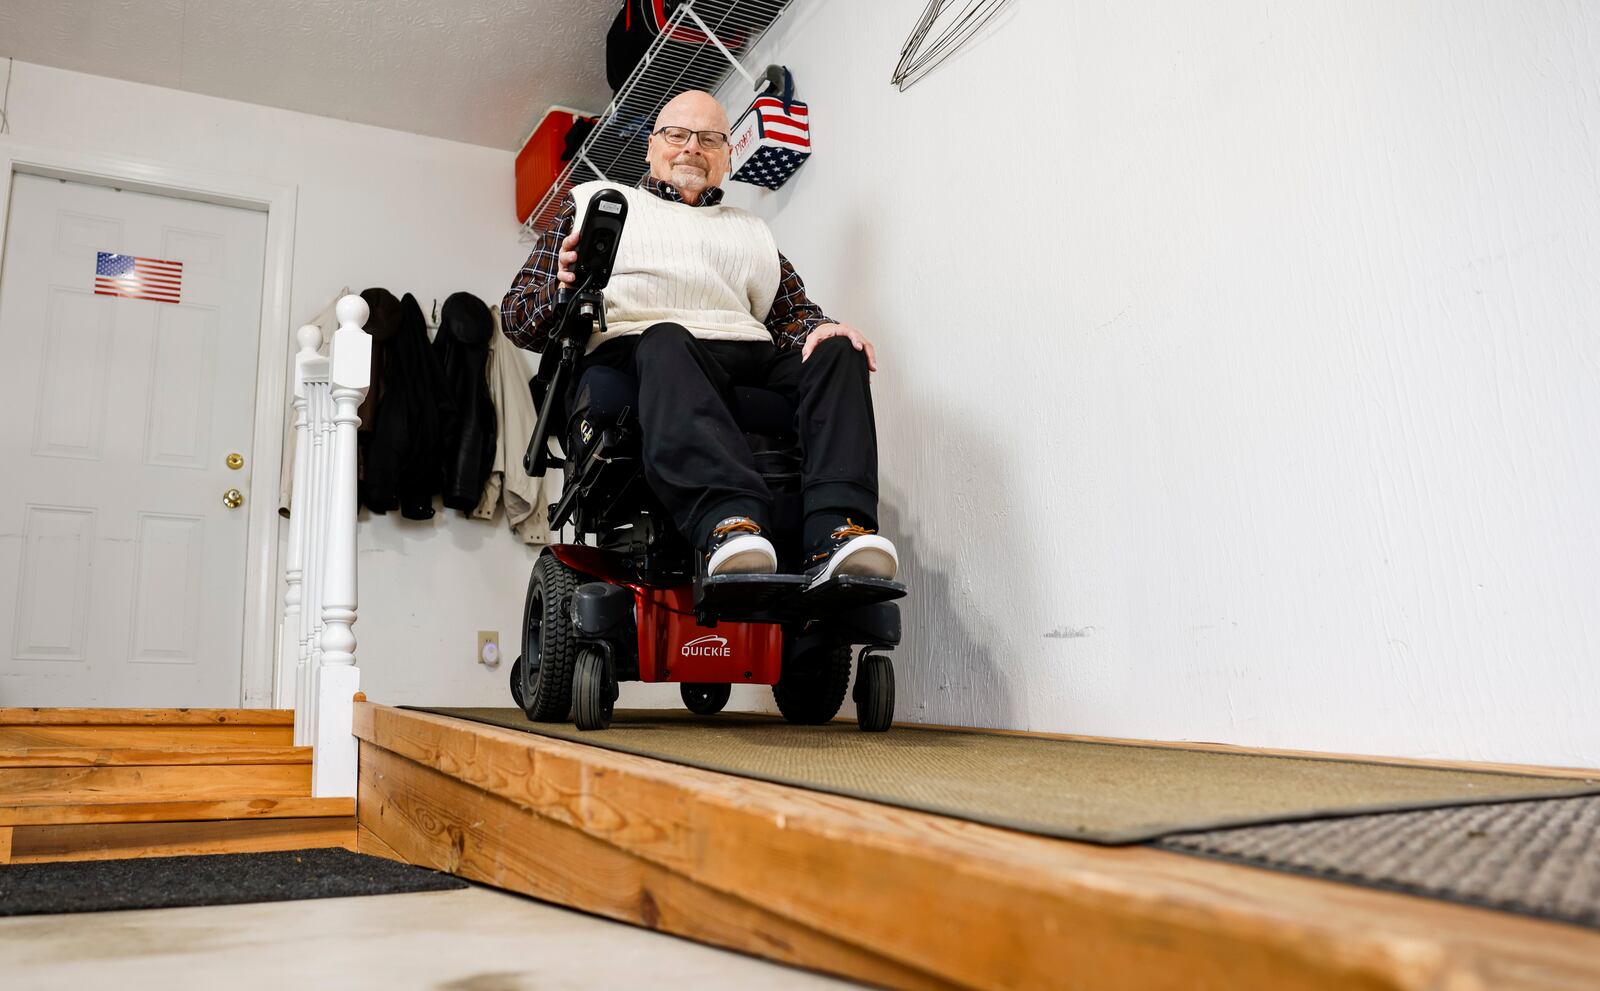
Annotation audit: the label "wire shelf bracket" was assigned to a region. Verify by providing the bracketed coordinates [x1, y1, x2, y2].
[519, 0, 796, 242]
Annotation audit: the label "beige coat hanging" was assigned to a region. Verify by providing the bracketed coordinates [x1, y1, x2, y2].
[474, 312, 551, 545]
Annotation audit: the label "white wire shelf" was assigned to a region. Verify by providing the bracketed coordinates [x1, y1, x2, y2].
[519, 0, 795, 242]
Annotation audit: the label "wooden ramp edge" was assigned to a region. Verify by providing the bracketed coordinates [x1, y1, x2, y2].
[354, 702, 1600, 991]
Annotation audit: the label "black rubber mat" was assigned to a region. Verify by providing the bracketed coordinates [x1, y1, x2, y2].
[1159, 794, 1600, 930]
[0, 848, 466, 917]
[415, 708, 1600, 844]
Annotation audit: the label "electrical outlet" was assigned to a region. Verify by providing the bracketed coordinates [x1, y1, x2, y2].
[477, 630, 501, 668]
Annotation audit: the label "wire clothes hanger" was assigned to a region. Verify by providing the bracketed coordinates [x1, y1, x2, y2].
[890, 0, 1014, 92]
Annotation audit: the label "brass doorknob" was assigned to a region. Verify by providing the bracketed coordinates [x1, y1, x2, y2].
[223, 488, 244, 509]
[226, 453, 244, 470]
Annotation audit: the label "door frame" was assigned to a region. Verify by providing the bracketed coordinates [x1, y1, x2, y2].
[0, 142, 298, 709]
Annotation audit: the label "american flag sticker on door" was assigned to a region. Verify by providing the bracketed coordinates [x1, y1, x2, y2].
[94, 252, 183, 304]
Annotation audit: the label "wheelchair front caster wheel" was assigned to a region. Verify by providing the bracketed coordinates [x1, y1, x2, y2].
[854, 653, 895, 732]
[681, 682, 731, 716]
[573, 647, 616, 731]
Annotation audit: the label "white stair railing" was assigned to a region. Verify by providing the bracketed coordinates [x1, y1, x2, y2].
[281, 294, 370, 797]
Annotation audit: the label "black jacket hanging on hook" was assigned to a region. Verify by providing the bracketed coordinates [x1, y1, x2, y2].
[362, 291, 456, 520]
[433, 292, 498, 512]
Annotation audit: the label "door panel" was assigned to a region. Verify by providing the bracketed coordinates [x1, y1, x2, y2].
[0, 173, 269, 706]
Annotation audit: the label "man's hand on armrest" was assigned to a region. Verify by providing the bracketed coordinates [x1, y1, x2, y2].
[803, 322, 878, 372]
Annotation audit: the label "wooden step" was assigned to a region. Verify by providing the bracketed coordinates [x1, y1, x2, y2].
[0, 796, 353, 827]
[0, 708, 294, 725]
[0, 707, 353, 865]
[0, 762, 311, 806]
[5, 816, 356, 864]
[0, 746, 310, 768]
[0, 708, 294, 749]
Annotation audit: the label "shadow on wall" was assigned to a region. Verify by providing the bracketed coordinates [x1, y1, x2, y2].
[867, 387, 1021, 731]
[836, 209, 1023, 731]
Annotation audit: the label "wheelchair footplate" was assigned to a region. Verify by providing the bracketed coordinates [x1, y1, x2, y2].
[797, 574, 907, 613]
[695, 573, 808, 623]
[695, 572, 906, 624]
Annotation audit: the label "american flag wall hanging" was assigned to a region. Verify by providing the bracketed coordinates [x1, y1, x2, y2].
[94, 252, 183, 304]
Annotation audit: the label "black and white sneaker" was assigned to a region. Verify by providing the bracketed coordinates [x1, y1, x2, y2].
[704, 517, 778, 576]
[805, 520, 898, 586]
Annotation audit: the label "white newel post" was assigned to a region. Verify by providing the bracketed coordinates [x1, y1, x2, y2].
[281, 323, 322, 741]
[312, 295, 370, 798]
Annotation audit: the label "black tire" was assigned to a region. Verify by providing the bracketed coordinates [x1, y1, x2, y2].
[573, 647, 615, 731]
[680, 682, 731, 716]
[509, 654, 526, 710]
[520, 554, 582, 722]
[855, 653, 895, 732]
[772, 641, 852, 725]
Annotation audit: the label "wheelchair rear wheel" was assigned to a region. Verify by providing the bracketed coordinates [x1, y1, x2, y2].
[519, 554, 582, 722]
[680, 682, 731, 715]
[772, 642, 852, 725]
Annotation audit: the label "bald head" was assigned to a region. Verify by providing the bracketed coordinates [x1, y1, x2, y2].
[647, 90, 731, 204]
[655, 90, 730, 133]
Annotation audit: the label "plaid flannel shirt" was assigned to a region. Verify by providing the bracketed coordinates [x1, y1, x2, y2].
[501, 176, 832, 354]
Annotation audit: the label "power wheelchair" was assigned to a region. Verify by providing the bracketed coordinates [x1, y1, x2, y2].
[508, 188, 905, 732]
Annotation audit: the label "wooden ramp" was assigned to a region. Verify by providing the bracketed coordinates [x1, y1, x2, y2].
[0, 708, 355, 864]
[355, 703, 1600, 991]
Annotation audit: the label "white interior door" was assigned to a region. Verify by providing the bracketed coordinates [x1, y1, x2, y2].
[0, 172, 268, 707]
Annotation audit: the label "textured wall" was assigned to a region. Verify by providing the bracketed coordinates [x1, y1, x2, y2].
[1, 61, 541, 706]
[0, 0, 618, 148]
[720, 0, 1600, 765]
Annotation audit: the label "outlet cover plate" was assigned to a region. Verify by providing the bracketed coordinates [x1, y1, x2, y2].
[477, 630, 501, 667]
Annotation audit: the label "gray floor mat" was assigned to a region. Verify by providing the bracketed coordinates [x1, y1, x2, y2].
[1159, 794, 1600, 930]
[0, 848, 467, 917]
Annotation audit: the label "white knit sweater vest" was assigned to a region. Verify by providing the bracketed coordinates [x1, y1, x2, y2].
[570, 181, 780, 353]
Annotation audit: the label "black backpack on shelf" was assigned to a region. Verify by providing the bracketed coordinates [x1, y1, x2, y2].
[604, 0, 744, 93]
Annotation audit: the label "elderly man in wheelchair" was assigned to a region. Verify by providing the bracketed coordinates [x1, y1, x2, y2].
[501, 90, 904, 732]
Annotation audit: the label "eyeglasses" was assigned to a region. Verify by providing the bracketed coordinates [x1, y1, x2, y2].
[652, 126, 730, 150]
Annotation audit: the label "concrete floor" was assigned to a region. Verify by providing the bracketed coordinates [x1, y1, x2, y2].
[0, 884, 858, 990]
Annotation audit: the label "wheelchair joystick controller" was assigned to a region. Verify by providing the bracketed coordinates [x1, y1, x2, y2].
[524, 188, 630, 479]
[558, 187, 628, 302]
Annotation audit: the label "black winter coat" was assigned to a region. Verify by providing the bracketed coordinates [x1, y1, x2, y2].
[433, 292, 497, 512]
[362, 292, 456, 520]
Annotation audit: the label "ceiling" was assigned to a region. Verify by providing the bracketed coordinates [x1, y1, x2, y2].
[0, 0, 621, 149]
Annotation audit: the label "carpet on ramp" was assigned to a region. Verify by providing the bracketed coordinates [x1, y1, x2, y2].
[414, 708, 1599, 845]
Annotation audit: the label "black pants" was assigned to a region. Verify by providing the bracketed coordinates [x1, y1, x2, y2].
[582, 323, 878, 548]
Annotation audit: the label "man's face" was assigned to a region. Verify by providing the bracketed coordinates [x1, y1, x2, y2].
[647, 94, 731, 199]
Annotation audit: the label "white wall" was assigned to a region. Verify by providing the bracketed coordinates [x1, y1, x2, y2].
[0, 61, 540, 706]
[722, 0, 1600, 766]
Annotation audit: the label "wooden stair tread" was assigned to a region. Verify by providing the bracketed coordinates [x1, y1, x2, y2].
[6, 817, 356, 864]
[0, 763, 312, 806]
[0, 796, 353, 827]
[0, 726, 293, 749]
[0, 708, 293, 726]
[0, 746, 311, 768]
